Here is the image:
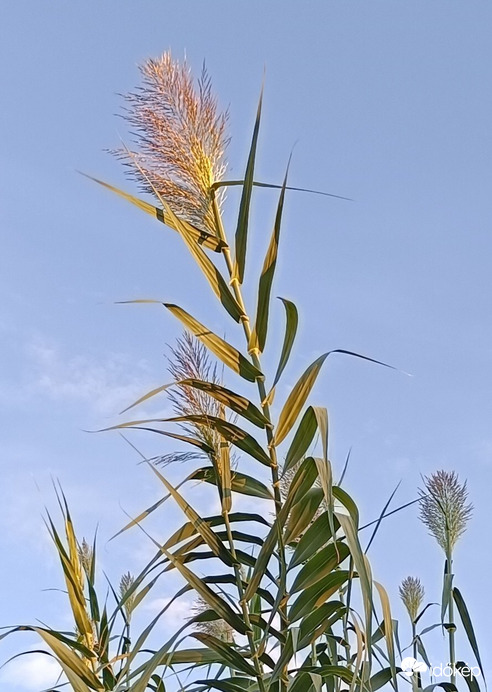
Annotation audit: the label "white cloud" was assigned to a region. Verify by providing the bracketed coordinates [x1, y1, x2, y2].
[144, 596, 195, 630]
[23, 338, 157, 416]
[0, 653, 63, 691]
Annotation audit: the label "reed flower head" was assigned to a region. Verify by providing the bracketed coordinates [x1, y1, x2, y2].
[119, 572, 136, 621]
[191, 596, 234, 642]
[118, 51, 229, 234]
[419, 470, 472, 555]
[153, 331, 235, 467]
[78, 538, 94, 576]
[399, 576, 424, 622]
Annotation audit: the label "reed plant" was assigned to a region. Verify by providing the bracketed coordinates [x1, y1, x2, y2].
[1, 52, 485, 692]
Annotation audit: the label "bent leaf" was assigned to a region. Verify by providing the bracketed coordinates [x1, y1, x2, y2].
[179, 379, 269, 428]
[82, 174, 226, 251]
[250, 161, 290, 354]
[165, 304, 262, 382]
[275, 349, 397, 445]
[191, 466, 273, 500]
[266, 297, 298, 404]
[233, 87, 263, 284]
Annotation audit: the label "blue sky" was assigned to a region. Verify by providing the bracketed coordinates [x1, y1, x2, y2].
[1, 1, 492, 689]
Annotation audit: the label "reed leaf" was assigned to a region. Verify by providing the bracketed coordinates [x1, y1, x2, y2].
[164, 304, 262, 381]
[232, 88, 263, 285]
[82, 174, 226, 251]
[250, 162, 289, 354]
[266, 297, 298, 405]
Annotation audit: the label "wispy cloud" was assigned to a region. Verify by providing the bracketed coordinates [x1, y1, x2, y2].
[0, 653, 63, 691]
[25, 338, 156, 416]
[0, 334, 169, 418]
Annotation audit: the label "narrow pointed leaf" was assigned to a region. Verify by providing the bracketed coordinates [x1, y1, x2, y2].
[192, 633, 257, 676]
[164, 304, 262, 381]
[191, 466, 273, 500]
[289, 512, 340, 569]
[298, 601, 346, 649]
[129, 414, 271, 466]
[145, 463, 235, 567]
[159, 546, 249, 635]
[179, 379, 269, 428]
[276, 349, 399, 445]
[453, 587, 485, 679]
[161, 198, 243, 322]
[374, 581, 396, 683]
[233, 88, 263, 284]
[284, 487, 324, 544]
[250, 162, 289, 353]
[283, 406, 317, 472]
[82, 174, 226, 251]
[275, 353, 329, 445]
[268, 298, 298, 399]
[288, 571, 350, 622]
[291, 542, 350, 593]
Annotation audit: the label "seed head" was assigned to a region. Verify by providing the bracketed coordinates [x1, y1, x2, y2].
[119, 572, 136, 621]
[399, 576, 425, 622]
[191, 596, 234, 642]
[117, 51, 229, 234]
[419, 470, 472, 555]
[78, 538, 94, 577]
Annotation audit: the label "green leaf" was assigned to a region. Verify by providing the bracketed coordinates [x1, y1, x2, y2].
[336, 510, 373, 658]
[243, 516, 282, 601]
[97, 422, 215, 454]
[291, 542, 350, 593]
[275, 353, 329, 445]
[284, 487, 324, 544]
[369, 667, 399, 691]
[455, 662, 482, 692]
[179, 379, 269, 428]
[288, 570, 350, 622]
[275, 349, 398, 445]
[82, 174, 226, 252]
[119, 382, 173, 414]
[140, 414, 271, 466]
[374, 581, 396, 684]
[213, 178, 352, 201]
[233, 87, 263, 284]
[364, 481, 401, 553]
[145, 463, 235, 567]
[159, 546, 249, 636]
[161, 198, 243, 322]
[266, 298, 298, 403]
[283, 406, 317, 472]
[453, 587, 485, 680]
[25, 628, 101, 689]
[192, 633, 257, 676]
[193, 680, 257, 692]
[289, 512, 339, 568]
[162, 511, 270, 552]
[250, 161, 290, 353]
[441, 568, 454, 624]
[297, 601, 346, 649]
[283, 456, 319, 512]
[164, 304, 262, 382]
[191, 467, 273, 500]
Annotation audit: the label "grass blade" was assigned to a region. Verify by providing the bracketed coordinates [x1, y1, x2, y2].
[232, 87, 263, 284]
[165, 304, 262, 382]
[81, 174, 226, 251]
[249, 161, 290, 353]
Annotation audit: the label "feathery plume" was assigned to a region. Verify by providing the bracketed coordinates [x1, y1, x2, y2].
[78, 538, 94, 577]
[419, 470, 472, 554]
[119, 572, 136, 622]
[191, 596, 234, 642]
[117, 51, 229, 234]
[399, 576, 425, 622]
